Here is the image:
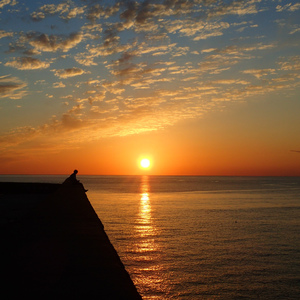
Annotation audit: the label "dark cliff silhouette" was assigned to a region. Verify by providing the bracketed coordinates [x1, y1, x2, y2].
[0, 179, 142, 299]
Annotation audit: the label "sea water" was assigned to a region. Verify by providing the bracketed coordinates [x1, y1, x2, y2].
[1, 175, 300, 299]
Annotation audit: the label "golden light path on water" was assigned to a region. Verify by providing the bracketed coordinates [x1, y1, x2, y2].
[132, 176, 169, 299]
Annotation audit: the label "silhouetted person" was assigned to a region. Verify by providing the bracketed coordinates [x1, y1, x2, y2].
[63, 169, 88, 192]
[69, 169, 79, 184]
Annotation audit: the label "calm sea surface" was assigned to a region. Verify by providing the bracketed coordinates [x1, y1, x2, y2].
[1, 175, 300, 299]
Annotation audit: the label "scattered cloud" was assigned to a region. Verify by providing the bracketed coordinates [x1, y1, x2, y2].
[208, 0, 262, 17]
[31, 2, 86, 21]
[278, 56, 300, 71]
[53, 81, 66, 88]
[5, 57, 51, 70]
[242, 69, 276, 79]
[0, 75, 27, 99]
[28, 32, 83, 53]
[0, 0, 299, 155]
[87, 3, 120, 22]
[164, 19, 230, 40]
[0, 0, 17, 9]
[0, 30, 13, 39]
[52, 67, 86, 78]
[289, 27, 300, 35]
[276, 3, 300, 12]
[201, 48, 217, 54]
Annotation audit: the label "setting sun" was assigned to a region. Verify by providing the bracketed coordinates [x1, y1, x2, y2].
[140, 158, 151, 169]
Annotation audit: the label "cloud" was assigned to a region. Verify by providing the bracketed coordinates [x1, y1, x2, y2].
[31, 3, 86, 21]
[119, 1, 138, 22]
[190, 42, 277, 77]
[213, 79, 249, 85]
[0, 75, 27, 99]
[242, 69, 276, 79]
[42, 105, 87, 132]
[28, 32, 83, 53]
[87, 3, 120, 22]
[31, 3, 68, 21]
[208, 0, 262, 17]
[171, 46, 189, 57]
[137, 42, 176, 55]
[278, 56, 300, 71]
[165, 19, 230, 40]
[74, 53, 97, 66]
[86, 39, 134, 60]
[53, 67, 86, 78]
[64, 6, 85, 20]
[5, 57, 51, 70]
[201, 48, 217, 54]
[53, 81, 66, 88]
[0, 126, 38, 150]
[108, 60, 169, 88]
[276, 3, 300, 12]
[0, 0, 17, 9]
[0, 30, 13, 39]
[289, 27, 300, 35]
[123, 95, 165, 109]
[0, 104, 88, 154]
[30, 11, 45, 21]
[58, 104, 86, 129]
[215, 43, 276, 55]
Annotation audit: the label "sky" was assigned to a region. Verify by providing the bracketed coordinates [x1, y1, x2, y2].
[0, 0, 299, 176]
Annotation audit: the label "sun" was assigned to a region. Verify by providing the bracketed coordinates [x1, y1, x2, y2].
[140, 158, 151, 169]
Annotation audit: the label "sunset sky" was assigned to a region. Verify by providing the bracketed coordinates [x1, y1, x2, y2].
[0, 0, 299, 176]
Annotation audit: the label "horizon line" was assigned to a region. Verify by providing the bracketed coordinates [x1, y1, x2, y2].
[1, 173, 300, 177]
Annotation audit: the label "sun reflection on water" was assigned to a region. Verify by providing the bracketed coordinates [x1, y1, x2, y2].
[136, 175, 157, 247]
[131, 175, 169, 299]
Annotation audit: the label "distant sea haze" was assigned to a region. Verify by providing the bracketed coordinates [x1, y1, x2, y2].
[1, 175, 300, 299]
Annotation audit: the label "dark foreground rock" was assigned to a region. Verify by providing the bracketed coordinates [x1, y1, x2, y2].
[0, 182, 142, 299]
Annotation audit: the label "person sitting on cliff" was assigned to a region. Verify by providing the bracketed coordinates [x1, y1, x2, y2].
[69, 169, 79, 184]
[63, 169, 88, 192]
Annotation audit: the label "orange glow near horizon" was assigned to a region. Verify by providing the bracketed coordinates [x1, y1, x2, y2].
[0, 136, 300, 176]
[0, 116, 300, 176]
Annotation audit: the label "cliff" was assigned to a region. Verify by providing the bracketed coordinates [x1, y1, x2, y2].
[0, 182, 142, 299]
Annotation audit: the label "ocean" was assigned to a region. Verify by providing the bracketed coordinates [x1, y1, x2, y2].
[1, 175, 300, 299]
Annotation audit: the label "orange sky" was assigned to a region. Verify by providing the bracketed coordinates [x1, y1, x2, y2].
[2, 96, 300, 176]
